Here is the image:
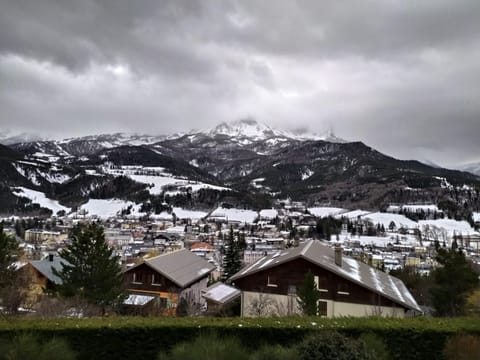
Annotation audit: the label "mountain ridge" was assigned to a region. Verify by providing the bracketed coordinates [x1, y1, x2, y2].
[2, 119, 480, 216]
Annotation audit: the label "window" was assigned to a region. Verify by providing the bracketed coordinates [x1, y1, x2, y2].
[267, 275, 278, 287]
[152, 273, 164, 286]
[337, 282, 350, 295]
[159, 297, 168, 309]
[132, 272, 143, 284]
[318, 301, 328, 316]
[288, 285, 297, 295]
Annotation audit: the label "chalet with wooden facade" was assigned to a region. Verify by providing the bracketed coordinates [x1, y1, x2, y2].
[230, 240, 421, 318]
[17, 255, 64, 304]
[124, 249, 215, 314]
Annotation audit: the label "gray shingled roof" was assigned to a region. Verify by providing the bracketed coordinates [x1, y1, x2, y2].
[230, 240, 421, 312]
[139, 249, 215, 288]
[29, 256, 65, 285]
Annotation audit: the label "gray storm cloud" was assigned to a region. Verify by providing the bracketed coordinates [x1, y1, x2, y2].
[1, 0, 480, 167]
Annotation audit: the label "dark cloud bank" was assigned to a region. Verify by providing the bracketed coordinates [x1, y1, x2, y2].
[1, 0, 480, 167]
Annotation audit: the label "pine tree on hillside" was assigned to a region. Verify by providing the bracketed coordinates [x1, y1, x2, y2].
[222, 226, 242, 281]
[54, 223, 125, 312]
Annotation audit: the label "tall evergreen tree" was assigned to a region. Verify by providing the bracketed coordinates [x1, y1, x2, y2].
[0, 224, 27, 314]
[0, 225, 17, 286]
[54, 223, 125, 310]
[297, 270, 321, 315]
[222, 226, 242, 281]
[0, 225, 18, 300]
[430, 246, 479, 316]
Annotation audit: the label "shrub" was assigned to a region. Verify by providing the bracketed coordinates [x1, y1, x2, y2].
[0, 333, 76, 360]
[297, 331, 368, 360]
[157, 332, 248, 360]
[443, 333, 480, 360]
[250, 344, 298, 360]
[358, 333, 391, 360]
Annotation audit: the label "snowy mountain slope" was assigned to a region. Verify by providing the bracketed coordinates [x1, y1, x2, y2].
[10, 132, 167, 159]
[458, 161, 480, 176]
[2, 120, 480, 215]
[0, 131, 44, 145]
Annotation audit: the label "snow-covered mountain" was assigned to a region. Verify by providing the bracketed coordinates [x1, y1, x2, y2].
[0, 131, 44, 145]
[206, 118, 346, 143]
[11, 132, 168, 159]
[2, 119, 480, 217]
[458, 161, 480, 176]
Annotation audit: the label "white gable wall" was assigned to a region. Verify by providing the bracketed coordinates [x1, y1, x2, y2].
[241, 291, 405, 318]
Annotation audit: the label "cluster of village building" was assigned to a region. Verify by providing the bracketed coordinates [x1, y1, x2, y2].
[3, 201, 480, 318]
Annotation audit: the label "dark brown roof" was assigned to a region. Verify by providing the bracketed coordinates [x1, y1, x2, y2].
[230, 240, 421, 312]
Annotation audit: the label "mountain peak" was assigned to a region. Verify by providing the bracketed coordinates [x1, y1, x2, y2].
[208, 118, 278, 140]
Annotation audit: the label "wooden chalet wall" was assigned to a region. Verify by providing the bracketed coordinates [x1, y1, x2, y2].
[232, 258, 402, 309]
[125, 263, 180, 294]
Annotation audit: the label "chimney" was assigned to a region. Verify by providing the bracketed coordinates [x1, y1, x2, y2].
[334, 243, 342, 266]
[48, 254, 54, 262]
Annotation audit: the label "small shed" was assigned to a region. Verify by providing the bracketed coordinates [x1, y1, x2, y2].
[202, 282, 241, 315]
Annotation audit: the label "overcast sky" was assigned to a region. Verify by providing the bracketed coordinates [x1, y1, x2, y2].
[1, 0, 480, 167]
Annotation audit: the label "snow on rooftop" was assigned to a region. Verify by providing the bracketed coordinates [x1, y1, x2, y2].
[203, 283, 240, 304]
[124, 294, 155, 306]
[197, 268, 212, 276]
[309, 207, 347, 218]
[12, 187, 70, 214]
[343, 257, 362, 282]
[369, 266, 385, 293]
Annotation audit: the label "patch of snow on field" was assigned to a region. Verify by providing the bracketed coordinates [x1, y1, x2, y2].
[259, 209, 278, 219]
[418, 219, 478, 237]
[76, 199, 140, 219]
[301, 168, 313, 180]
[12, 187, 70, 214]
[172, 207, 208, 220]
[209, 207, 259, 223]
[309, 207, 346, 218]
[362, 212, 417, 229]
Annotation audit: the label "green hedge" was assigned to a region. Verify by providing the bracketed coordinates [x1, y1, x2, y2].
[0, 317, 479, 360]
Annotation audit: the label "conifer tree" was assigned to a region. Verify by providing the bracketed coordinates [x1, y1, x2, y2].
[0, 224, 19, 305]
[54, 223, 125, 310]
[222, 226, 242, 281]
[430, 246, 479, 316]
[297, 270, 321, 315]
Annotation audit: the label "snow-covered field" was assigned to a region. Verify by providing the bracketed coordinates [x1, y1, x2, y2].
[12, 187, 70, 214]
[74, 199, 141, 219]
[362, 212, 417, 229]
[102, 166, 229, 195]
[309, 207, 346, 218]
[402, 204, 440, 213]
[335, 209, 372, 219]
[171, 207, 208, 220]
[259, 209, 279, 219]
[418, 219, 478, 237]
[473, 212, 480, 223]
[209, 207, 259, 223]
